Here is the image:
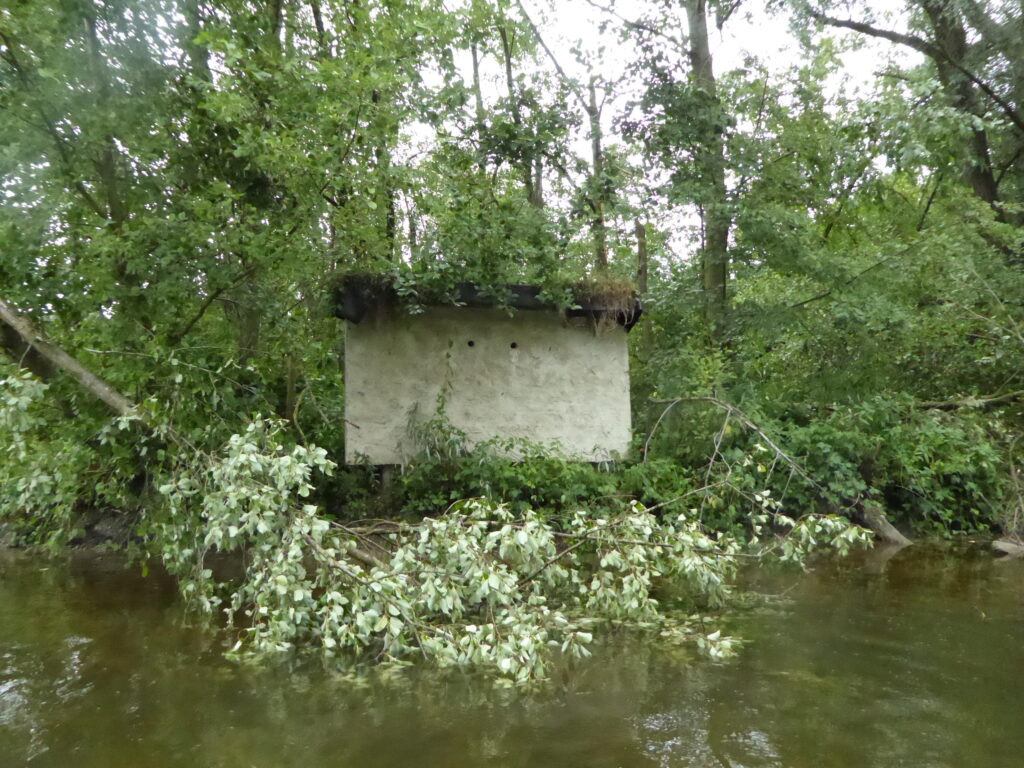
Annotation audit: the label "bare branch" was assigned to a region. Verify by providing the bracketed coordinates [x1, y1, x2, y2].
[512, 0, 588, 112]
[808, 11, 940, 58]
[581, 0, 679, 43]
[790, 246, 908, 309]
[0, 31, 109, 220]
[918, 391, 1024, 411]
[810, 11, 1024, 136]
[167, 265, 259, 347]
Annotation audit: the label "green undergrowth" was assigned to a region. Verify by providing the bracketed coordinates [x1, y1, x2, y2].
[776, 397, 1006, 535]
[637, 395, 1010, 537]
[0, 361, 1014, 684]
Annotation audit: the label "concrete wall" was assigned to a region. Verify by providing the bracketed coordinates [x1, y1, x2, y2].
[344, 306, 632, 463]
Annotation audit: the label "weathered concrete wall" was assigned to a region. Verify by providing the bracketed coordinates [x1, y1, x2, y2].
[344, 307, 632, 463]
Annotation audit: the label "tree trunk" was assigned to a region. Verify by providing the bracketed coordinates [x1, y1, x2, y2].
[471, 40, 486, 125]
[224, 282, 262, 365]
[684, 0, 729, 337]
[370, 88, 398, 261]
[919, 0, 1002, 211]
[810, 2, 1019, 223]
[181, 0, 212, 83]
[857, 500, 913, 547]
[635, 219, 648, 295]
[0, 322, 56, 381]
[308, 0, 326, 53]
[635, 219, 652, 354]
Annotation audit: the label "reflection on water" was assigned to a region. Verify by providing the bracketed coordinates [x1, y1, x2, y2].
[1, 545, 1023, 767]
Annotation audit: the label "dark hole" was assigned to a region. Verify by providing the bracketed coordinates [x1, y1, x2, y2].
[467, 340, 475, 347]
[510, 342, 518, 349]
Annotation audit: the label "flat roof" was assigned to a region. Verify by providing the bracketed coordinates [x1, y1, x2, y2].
[332, 277, 643, 331]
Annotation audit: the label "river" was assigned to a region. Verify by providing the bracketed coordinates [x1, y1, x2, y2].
[2, 544, 1022, 767]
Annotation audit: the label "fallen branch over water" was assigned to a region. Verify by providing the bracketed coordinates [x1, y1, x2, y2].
[152, 420, 873, 683]
[856, 501, 912, 548]
[0, 297, 144, 422]
[645, 396, 909, 545]
[918, 391, 1024, 411]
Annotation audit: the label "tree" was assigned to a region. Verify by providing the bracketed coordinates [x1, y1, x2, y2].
[601, 0, 735, 337]
[0, 0, 474, 533]
[801, 0, 1024, 229]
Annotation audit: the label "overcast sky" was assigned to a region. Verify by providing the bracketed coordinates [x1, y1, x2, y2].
[528, 0, 920, 97]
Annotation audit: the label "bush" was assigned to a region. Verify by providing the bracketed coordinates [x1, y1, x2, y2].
[778, 397, 1006, 533]
[0, 367, 142, 549]
[399, 447, 620, 515]
[152, 420, 870, 682]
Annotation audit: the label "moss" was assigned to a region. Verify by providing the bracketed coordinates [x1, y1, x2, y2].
[572, 277, 640, 312]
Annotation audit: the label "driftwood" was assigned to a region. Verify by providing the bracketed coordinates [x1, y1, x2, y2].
[856, 501, 912, 547]
[992, 538, 1024, 559]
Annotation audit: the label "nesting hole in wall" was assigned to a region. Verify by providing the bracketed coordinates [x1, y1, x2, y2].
[467, 340, 475, 347]
[510, 342, 518, 349]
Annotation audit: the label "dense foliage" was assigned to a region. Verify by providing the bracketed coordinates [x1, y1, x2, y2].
[2, 0, 1024, 679]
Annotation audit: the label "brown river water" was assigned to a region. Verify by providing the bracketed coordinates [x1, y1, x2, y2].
[2, 544, 1023, 767]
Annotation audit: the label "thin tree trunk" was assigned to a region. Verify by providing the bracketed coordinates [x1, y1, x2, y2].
[498, 25, 541, 207]
[811, 3, 1015, 222]
[635, 219, 651, 353]
[471, 41, 486, 124]
[588, 78, 608, 272]
[920, 0, 1001, 210]
[269, 0, 284, 47]
[408, 211, 419, 257]
[82, 8, 128, 230]
[533, 154, 544, 208]
[370, 88, 398, 260]
[309, 0, 326, 51]
[182, 0, 211, 81]
[224, 281, 262, 366]
[635, 219, 648, 294]
[470, 41, 487, 172]
[82, 4, 158, 334]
